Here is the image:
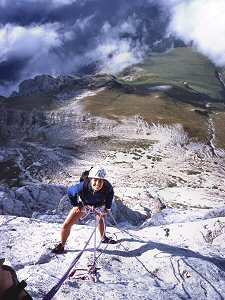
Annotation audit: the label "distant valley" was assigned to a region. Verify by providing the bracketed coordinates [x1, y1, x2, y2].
[1, 46, 225, 300]
[1, 47, 225, 149]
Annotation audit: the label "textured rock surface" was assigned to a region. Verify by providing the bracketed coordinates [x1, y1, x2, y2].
[0, 184, 66, 217]
[10, 74, 121, 97]
[0, 76, 225, 300]
[0, 215, 224, 300]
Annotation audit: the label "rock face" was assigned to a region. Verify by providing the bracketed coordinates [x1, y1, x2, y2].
[0, 215, 224, 300]
[10, 74, 121, 97]
[0, 72, 225, 300]
[15, 75, 79, 97]
[0, 184, 66, 217]
[0, 103, 50, 140]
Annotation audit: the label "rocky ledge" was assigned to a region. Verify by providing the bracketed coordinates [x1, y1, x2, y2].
[10, 74, 121, 98]
[0, 78, 225, 300]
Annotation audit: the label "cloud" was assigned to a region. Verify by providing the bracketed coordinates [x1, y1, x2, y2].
[1, 0, 225, 97]
[0, 0, 150, 96]
[0, 22, 70, 90]
[89, 19, 144, 74]
[0, 23, 63, 62]
[0, 0, 80, 8]
[163, 0, 225, 66]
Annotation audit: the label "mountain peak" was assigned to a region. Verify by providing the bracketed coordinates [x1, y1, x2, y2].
[10, 73, 119, 98]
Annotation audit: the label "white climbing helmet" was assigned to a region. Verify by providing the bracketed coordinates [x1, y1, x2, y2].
[89, 166, 106, 179]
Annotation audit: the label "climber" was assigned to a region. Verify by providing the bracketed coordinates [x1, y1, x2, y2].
[51, 166, 116, 254]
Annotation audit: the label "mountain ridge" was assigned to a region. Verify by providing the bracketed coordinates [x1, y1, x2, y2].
[9, 73, 122, 98]
[0, 47, 225, 300]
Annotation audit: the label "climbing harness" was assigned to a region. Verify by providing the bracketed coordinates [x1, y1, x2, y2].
[68, 207, 113, 282]
[68, 210, 100, 283]
[42, 207, 113, 300]
[43, 204, 155, 300]
[42, 214, 100, 300]
[68, 214, 100, 283]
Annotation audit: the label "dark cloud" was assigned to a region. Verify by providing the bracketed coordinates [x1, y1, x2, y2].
[0, 58, 28, 83]
[0, 0, 140, 26]
[0, 0, 171, 96]
[1, 0, 224, 97]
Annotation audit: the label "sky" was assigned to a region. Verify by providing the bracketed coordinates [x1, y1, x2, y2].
[0, 0, 225, 96]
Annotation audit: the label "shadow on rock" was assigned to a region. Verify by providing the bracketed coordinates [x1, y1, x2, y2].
[111, 199, 148, 226]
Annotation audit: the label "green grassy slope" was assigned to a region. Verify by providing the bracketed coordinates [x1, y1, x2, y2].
[119, 47, 224, 102]
[81, 87, 210, 143]
[1, 47, 225, 148]
[82, 47, 225, 147]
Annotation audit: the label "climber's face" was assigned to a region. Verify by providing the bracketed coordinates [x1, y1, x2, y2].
[91, 178, 104, 192]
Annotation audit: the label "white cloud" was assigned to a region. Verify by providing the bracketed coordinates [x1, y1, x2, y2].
[0, 0, 7, 6]
[39, 0, 88, 8]
[0, 23, 63, 62]
[0, 0, 84, 11]
[164, 0, 225, 66]
[73, 15, 95, 32]
[7, 0, 225, 97]
[102, 17, 139, 37]
[10, 0, 79, 6]
[50, 0, 78, 5]
[95, 39, 143, 74]
[86, 19, 144, 75]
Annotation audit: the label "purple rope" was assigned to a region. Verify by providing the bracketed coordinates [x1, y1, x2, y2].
[93, 210, 105, 260]
[93, 216, 97, 263]
[42, 219, 100, 300]
[90, 211, 109, 266]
